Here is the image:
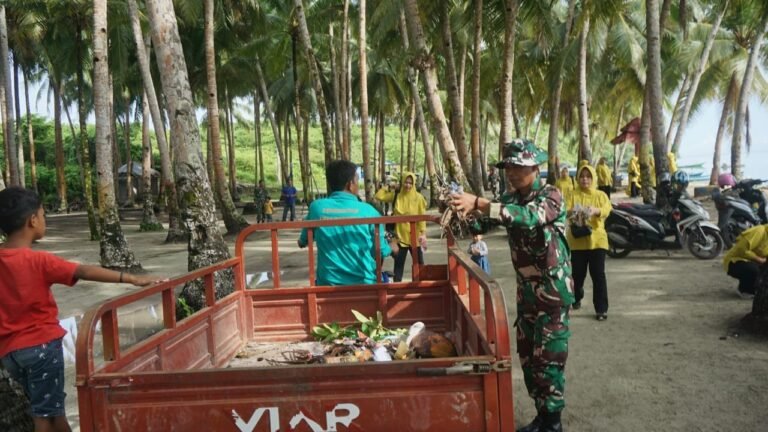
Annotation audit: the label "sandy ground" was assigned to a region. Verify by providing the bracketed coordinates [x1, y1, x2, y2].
[25, 193, 768, 431]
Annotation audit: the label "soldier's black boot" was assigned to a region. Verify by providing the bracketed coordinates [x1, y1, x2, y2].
[516, 414, 542, 432]
[539, 411, 563, 432]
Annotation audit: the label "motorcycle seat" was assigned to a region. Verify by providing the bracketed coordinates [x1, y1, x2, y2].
[615, 203, 665, 219]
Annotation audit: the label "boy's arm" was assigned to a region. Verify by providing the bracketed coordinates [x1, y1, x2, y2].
[75, 265, 165, 287]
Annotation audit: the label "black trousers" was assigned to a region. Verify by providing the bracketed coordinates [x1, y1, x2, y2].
[598, 185, 612, 199]
[393, 245, 424, 282]
[630, 183, 640, 198]
[727, 261, 760, 295]
[572, 249, 609, 314]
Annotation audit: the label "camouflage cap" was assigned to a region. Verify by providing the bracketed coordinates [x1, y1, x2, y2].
[494, 139, 548, 168]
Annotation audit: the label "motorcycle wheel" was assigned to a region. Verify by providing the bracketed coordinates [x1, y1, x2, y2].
[686, 226, 725, 260]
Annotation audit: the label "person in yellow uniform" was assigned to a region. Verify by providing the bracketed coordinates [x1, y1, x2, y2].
[627, 155, 640, 197]
[723, 224, 768, 297]
[648, 155, 657, 188]
[565, 165, 613, 320]
[596, 157, 613, 198]
[555, 166, 574, 198]
[667, 152, 678, 174]
[375, 172, 427, 282]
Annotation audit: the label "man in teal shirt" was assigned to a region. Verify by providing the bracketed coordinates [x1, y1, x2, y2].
[298, 160, 398, 285]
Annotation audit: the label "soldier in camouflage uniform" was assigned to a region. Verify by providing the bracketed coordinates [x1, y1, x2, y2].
[254, 179, 268, 223]
[452, 139, 574, 432]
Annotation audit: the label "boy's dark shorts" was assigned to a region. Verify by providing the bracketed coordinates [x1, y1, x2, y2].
[1, 337, 67, 417]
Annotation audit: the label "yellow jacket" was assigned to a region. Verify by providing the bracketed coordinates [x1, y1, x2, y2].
[628, 156, 640, 184]
[596, 162, 613, 187]
[374, 172, 426, 246]
[555, 176, 574, 196]
[649, 157, 657, 187]
[723, 225, 768, 271]
[566, 165, 612, 250]
[667, 152, 678, 173]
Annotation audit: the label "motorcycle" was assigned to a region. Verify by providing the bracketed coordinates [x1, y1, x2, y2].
[606, 190, 724, 260]
[712, 179, 767, 248]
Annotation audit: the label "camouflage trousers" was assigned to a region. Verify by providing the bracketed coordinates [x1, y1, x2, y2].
[516, 305, 570, 414]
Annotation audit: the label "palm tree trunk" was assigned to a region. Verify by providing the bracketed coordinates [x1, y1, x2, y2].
[407, 100, 415, 172]
[359, 0, 373, 200]
[399, 10, 439, 203]
[440, 2, 471, 183]
[731, 11, 768, 179]
[146, 0, 234, 313]
[577, 9, 593, 163]
[639, 87, 654, 203]
[123, 96, 134, 206]
[294, 0, 335, 166]
[469, 0, 485, 195]
[140, 93, 162, 231]
[499, 0, 519, 147]
[340, 0, 351, 159]
[1, 85, 8, 186]
[403, 0, 467, 187]
[128, 0, 184, 241]
[302, 111, 312, 200]
[13, 58, 24, 188]
[224, 86, 239, 201]
[647, 0, 670, 205]
[52, 79, 67, 211]
[399, 115, 405, 175]
[546, 0, 577, 184]
[710, 73, 738, 185]
[23, 69, 37, 192]
[94, 0, 142, 270]
[76, 21, 99, 240]
[0, 368, 33, 431]
[254, 55, 288, 180]
[481, 114, 488, 189]
[379, 114, 386, 181]
[0, 6, 18, 186]
[665, 73, 688, 148]
[203, 0, 247, 234]
[329, 23, 343, 159]
[671, 1, 728, 154]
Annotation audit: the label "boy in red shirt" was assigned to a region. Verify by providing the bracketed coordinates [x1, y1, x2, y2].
[0, 187, 163, 432]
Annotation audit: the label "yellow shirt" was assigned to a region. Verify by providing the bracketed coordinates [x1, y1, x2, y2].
[565, 166, 613, 250]
[555, 176, 574, 197]
[264, 200, 273, 215]
[628, 157, 640, 184]
[723, 225, 768, 270]
[374, 172, 426, 246]
[596, 163, 613, 187]
[667, 152, 678, 173]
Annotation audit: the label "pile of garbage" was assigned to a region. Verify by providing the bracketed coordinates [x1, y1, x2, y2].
[437, 182, 482, 239]
[269, 311, 457, 365]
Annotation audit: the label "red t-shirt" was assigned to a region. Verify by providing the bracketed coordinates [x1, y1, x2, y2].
[0, 247, 79, 357]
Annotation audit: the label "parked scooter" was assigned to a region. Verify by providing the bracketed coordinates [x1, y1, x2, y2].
[712, 174, 767, 249]
[606, 172, 724, 259]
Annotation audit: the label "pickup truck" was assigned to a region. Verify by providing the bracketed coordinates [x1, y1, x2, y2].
[76, 215, 515, 431]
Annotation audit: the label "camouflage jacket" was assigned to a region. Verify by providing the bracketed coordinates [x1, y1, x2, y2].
[499, 178, 574, 308]
[254, 187, 268, 206]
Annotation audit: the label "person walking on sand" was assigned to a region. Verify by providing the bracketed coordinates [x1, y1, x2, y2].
[452, 139, 573, 432]
[0, 187, 164, 432]
[565, 165, 612, 321]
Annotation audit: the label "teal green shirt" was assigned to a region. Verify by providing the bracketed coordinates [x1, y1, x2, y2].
[298, 191, 392, 285]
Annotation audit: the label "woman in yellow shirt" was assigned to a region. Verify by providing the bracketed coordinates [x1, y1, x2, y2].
[374, 172, 427, 282]
[627, 155, 640, 197]
[723, 225, 768, 296]
[566, 165, 613, 320]
[555, 166, 574, 198]
[596, 157, 613, 198]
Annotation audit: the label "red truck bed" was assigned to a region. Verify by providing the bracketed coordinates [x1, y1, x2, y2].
[76, 215, 514, 431]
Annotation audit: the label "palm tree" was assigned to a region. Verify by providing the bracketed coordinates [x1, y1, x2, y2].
[293, 0, 335, 167]
[0, 6, 19, 186]
[203, 0, 247, 234]
[498, 0, 520, 148]
[731, 4, 768, 179]
[359, 0, 373, 200]
[576, 3, 592, 163]
[646, 0, 669, 199]
[126, 0, 185, 241]
[145, 0, 233, 312]
[93, 0, 142, 270]
[469, 0, 485, 194]
[402, 0, 467, 186]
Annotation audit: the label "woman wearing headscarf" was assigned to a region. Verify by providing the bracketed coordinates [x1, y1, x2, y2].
[555, 166, 574, 199]
[565, 165, 612, 320]
[375, 172, 427, 282]
[667, 152, 678, 174]
[596, 157, 613, 198]
[627, 155, 641, 197]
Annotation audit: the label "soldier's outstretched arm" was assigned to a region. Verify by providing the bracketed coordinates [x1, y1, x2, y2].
[498, 189, 564, 229]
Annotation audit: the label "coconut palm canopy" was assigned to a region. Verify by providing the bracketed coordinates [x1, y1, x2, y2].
[0, 0, 767, 235]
